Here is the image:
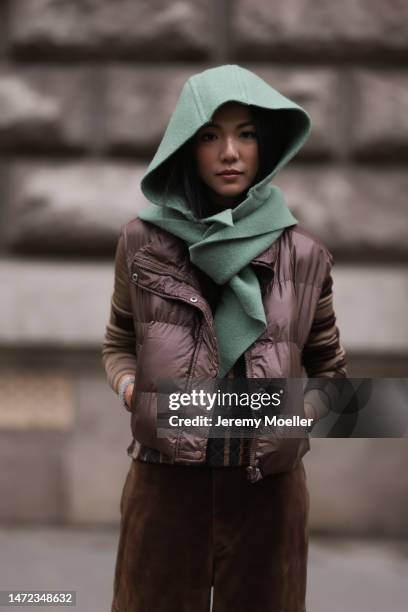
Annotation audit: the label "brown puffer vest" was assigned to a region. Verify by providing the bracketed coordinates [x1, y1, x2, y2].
[123, 217, 332, 483]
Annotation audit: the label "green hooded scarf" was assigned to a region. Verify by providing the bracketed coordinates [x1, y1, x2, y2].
[138, 64, 312, 377]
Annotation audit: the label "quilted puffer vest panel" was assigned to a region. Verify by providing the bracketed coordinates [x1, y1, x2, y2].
[123, 217, 332, 483]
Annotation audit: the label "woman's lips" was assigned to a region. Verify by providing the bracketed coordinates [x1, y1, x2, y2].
[217, 171, 243, 180]
[217, 170, 242, 174]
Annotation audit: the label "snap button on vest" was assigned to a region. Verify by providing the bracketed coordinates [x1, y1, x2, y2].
[190, 296, 198, 302]
[132, 272, 138, 281]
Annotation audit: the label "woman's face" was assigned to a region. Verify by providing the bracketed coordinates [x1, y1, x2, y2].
[193, 102, 259, 208]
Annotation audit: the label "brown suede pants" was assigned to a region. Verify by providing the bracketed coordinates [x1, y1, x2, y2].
[111, 458, 309, 612]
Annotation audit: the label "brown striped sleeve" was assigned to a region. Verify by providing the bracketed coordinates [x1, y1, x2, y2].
[302, 273, 347, 379]
[101, 231, 138, 394]
[302, 271, 348, 423]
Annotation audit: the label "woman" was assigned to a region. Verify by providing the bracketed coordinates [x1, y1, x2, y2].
[102, 64, 347, 612]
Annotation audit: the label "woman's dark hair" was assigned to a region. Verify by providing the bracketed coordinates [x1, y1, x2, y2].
[161, 105, 289, 219]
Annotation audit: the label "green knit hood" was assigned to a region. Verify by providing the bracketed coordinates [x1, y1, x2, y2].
[140, 63, 311, 211]
[138, 64, 312, 377]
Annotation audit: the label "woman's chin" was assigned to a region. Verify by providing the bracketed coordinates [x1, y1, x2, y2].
[213, 185, 249, 200]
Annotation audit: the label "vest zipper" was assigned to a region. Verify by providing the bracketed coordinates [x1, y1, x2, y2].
[245, 345, 261, 483]
[187, 321, 204, 385]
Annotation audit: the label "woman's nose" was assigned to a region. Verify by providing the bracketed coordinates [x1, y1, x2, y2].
[220, 137, 239, 161]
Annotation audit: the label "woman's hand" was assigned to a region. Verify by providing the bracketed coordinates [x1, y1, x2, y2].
[124, 383, 134, 409]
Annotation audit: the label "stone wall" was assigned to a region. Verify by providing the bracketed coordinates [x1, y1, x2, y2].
[0, 0, 407, 534]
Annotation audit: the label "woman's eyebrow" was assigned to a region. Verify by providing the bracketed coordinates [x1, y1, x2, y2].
[202, 120, 256, 129]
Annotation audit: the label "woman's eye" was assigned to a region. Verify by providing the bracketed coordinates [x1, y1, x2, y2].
[241, 130, 257, 139]
[201, 132, 217, 142]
